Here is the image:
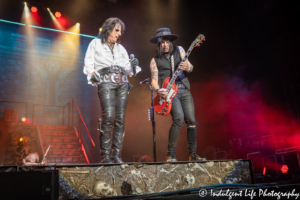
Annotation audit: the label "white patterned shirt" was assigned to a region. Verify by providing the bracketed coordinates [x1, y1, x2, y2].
[83, 38, 141, 86]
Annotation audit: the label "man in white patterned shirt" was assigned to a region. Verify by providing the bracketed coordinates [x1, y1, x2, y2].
[83, 18, 141, 163]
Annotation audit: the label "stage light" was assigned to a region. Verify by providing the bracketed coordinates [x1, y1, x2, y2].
[76, 23, 80, 26]
[23, 2, 30, 17]
[21, 117, 27, 122]
[55, 12, 61, 18]
[21, 2, 35, 49]
[31, 6, 37, 13]
[30, 6, 41, 25]
[22, 1, 31, 21]
[47, 8, 63, 30]
[281, 165, 289, 173]
[263, 167, 266, 175]
[99, 27, 102, 32]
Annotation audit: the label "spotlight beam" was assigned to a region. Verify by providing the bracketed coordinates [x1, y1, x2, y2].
[47, 8, 63, 30]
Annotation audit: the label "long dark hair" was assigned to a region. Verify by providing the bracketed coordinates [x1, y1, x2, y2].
[157, 40, 175, 57]
[99, 18, 125, 44]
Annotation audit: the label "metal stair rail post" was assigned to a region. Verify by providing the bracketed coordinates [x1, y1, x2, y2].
[71, 97, 95, 163]
[37, 125, 47, 165]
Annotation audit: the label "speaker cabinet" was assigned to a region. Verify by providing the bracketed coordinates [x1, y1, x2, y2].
[0, 170, 58, 200]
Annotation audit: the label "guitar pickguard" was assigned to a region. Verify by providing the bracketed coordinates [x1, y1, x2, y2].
[166, 88, 175, 103]
[159, 97, 164, 105]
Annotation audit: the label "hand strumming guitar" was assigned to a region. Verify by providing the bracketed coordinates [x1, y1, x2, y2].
[157, 88, 169, 99]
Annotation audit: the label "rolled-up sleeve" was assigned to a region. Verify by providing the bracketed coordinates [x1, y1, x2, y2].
[83, 39, 99, 85]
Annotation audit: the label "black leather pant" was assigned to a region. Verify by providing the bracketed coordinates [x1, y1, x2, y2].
[98, 82, 129, 158]
[168, 88, 198, 157]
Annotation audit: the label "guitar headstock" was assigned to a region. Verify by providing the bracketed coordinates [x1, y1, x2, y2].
[184, 34, 206, 59]
[191, 34, 205, 48]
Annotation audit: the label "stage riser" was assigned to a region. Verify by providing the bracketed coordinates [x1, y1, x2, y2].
[56, 160, 253, 199]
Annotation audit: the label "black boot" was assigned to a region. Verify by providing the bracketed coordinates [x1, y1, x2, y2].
[166, 142, 177, 162]
[111, 151, 123, 163]
[166, 121, 182, 162]
[187, 127, 206, 161]
[166, 156, 177, 162]
[100, 154, 112, 163]
[99, 131, 112, 163]
[111, 127, 124, 163]
[189, 154, 206, 161]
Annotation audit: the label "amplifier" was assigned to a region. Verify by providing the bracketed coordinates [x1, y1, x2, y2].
[0, 170, 58, 200]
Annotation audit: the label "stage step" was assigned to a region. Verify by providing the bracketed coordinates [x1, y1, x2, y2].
[46, 155, 86, 164]
[41, 130, 75, 137]
[39, 125, 87, 165]
[47, 149, 82, 156]
[39, 125, 71, 130]
[43, 143, 80, 149]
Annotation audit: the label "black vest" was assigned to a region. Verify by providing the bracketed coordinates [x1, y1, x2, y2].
[154, 46, 191, 90]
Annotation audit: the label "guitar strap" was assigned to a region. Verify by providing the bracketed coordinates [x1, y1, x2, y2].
[171, 55, 174, 75]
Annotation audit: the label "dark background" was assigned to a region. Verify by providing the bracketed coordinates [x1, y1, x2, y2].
[0, 0, 300, 162]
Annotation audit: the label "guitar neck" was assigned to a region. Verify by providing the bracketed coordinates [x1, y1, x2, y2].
[166, 47, 193, 90]
[165, 34, 205, 91]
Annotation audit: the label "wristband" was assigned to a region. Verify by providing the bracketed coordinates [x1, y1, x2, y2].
[91, 74, 100, 83]
[156, 89, 159, 94]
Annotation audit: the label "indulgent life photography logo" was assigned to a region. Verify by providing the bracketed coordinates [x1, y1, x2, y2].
[198, 188, 300, 200]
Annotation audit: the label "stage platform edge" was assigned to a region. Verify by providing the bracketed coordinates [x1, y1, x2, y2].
[0, 159, 254, 199]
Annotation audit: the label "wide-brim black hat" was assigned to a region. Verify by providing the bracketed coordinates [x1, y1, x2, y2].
[150, 28, 178, 44]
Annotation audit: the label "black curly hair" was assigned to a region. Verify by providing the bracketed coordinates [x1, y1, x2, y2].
[99, 17, 125, 44]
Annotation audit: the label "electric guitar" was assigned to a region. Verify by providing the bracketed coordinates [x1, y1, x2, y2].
[153, 34, 205, 116]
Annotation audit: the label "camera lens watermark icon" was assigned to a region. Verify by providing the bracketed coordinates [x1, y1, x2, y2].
[199, 189, 207, 197]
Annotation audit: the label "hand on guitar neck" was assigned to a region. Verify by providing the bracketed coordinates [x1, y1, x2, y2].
[178, 61, 192, 72]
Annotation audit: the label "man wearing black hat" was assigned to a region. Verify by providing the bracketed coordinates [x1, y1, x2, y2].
[150, 28, 206, 162]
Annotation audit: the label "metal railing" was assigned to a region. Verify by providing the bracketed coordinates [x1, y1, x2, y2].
[71, 97, 95, 163]
[37, 125, 48, 165]
[0, 99, 95, 163]
[32, 102, 70, 126]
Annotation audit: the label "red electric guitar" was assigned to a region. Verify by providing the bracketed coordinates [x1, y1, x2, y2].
[153, 34, 205, 116]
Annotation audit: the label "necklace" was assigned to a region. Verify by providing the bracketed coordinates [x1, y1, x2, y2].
[106, 42, 115, 59]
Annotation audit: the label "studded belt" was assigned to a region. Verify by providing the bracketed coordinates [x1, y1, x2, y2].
[98, 66, 128, 83]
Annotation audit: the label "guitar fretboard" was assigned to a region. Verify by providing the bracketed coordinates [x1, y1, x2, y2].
[165, 34, 204, 91]
[166, 47, 192, 90]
